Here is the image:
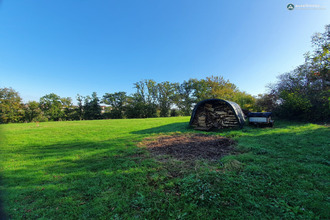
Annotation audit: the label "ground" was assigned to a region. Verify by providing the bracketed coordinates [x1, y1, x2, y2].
[0, 117, 329, 219]
[141, 133, 236, 161]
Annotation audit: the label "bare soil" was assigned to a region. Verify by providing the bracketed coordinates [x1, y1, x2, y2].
[141, 133, 236, 161]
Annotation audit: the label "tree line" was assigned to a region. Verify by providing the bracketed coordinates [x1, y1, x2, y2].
[258, 24, 330, 122]
[1, 25, 329, 124]
[0, 76, 258, 123]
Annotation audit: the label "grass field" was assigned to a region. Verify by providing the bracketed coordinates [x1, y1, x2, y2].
[0, 117, 329, 219]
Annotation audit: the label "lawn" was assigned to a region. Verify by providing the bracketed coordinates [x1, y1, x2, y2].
[0, 117, 329, 219]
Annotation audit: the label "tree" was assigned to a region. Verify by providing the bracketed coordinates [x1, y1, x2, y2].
[125, 94, 146, 118]
[23, 101, 45, 122]
[102, 92, 127, 119]
[205, 76, 238, 100]
[267, 25, 330, 121]
[0, 87, 24, 123]
[191, 76, 238, 102]
[40, 93, 66, 121]
[173, 79, 195, 116]
[255, 93, 277, 112]
[126, 80, 158, 118]
[76, 94, 85, 120]
[61, 97, 74, 120]
[84, 92, 102, 120]
[232, 91, 257, 111]
[144, 79, 158, 117]
[191, 78, 210, 102]
[157, 81, 176, 117]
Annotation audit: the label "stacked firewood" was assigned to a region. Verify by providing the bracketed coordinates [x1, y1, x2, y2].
[192, 103, 239, 130]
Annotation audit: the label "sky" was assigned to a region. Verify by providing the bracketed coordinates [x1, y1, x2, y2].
[0, 0, 330, 103]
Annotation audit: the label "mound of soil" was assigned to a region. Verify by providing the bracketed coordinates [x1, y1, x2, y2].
[142, 133, 236, 161]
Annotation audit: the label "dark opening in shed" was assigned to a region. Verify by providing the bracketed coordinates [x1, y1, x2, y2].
[189, 99, 245, 131]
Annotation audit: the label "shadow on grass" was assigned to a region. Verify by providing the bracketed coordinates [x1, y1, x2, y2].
[131, 122, 192, 134]
[0, 176, 7, 220]
[1, 137, 160, 218]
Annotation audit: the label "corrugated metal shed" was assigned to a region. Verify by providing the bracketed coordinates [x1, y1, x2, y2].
[189, 99, 246, 129]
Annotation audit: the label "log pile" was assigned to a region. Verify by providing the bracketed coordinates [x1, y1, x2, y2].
[191, 102, 239, 131]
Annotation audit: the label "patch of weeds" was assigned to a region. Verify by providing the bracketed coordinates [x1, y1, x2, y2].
[223, 159, 243, 173]
[270, 199, 315, 219]
[178, 174, 221, 207]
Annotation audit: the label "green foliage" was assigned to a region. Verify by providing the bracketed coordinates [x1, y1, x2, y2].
[39, 93, 67, 121]
[255, 93, 277, 112]
[2, 75, 261, 123]
[278, 91, 312, 120]
[170, 109, 180, 117]
[178, 175, 221, 207]
[232, 91, 257, 111]
[83, 92, 102, 120]
[268, 25, 330, 121]
[75, 94, 84, 120]
[126, 80, 158, 118]
[23, 101, 45, 122]
[157, 81, 176, 117]
[172, 79, 195, 116]
[0, 87, 24, 123]
[102, 92, 127, 119]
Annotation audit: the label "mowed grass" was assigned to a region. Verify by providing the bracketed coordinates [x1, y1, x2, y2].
[0, 117, 329, 219]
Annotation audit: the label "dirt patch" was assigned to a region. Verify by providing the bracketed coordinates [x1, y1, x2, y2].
[141, 133, 236, 161]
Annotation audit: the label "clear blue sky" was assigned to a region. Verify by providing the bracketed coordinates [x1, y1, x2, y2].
[1, 0, 329, 102]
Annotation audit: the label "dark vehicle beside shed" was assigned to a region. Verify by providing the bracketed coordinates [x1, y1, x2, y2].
[248, 112, 274, 127]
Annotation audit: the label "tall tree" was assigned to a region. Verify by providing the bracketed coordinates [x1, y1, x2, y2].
[173, 79, 195, 116]
[84, 92, 102, 120]
[61, 97, 74, 120]
[205, 76, 238, 100]
[76, 94, 85, 120]
[102, 92, 127, 119]
[145, 79, 158, 117]
[191, 78, 210, 102]
[157, 81, 176, 117]
[39, 93, 65, 121]
[126, 80, 158, 118]
[24, 101, 44, 122]
[0, 87, 24, 123]
[268, 25, 330, 121]
[232, 91, 256, 111]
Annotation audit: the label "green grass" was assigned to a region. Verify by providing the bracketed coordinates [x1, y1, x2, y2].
[0, 117, 329, 219]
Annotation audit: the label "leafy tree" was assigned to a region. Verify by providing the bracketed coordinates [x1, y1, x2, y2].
[126, 80, 158, 118]
[0, 87, 24, 123]
[125, 94, 146, 118]
[144, 80, 158, 117]
[232, 91, 257, 111]
[173, 79, 195, 116]
[23, 101, 45, 122]
[39, 93, 66, 121]
[268, 25, 330, 121]
[191, 78, 210, 102]
[102, 92, 127, 119]
[83, 92, 102, 120]
[157, 81, 176, 117]
[255, 93, 278, 112]
[170, 108, 180, 117]
[191, 76, 238, 102]
[205, 76, 238, 100]
[61, 97, 75, 120]
[279, 91, 312, 120]
[76, 94, 85, 120]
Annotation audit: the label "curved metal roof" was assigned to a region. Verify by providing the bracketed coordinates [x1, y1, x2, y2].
[189, 99, 246, 128]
